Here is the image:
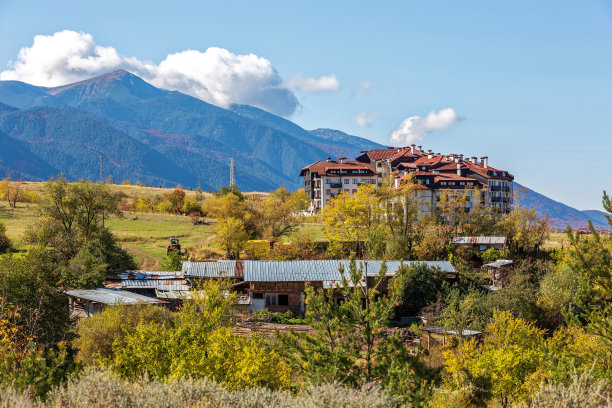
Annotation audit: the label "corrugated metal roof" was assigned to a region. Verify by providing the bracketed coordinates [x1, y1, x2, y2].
[483, 259, 514, 268]
[65, 288, 164, 305]
[452, 236, 507, 245]
[119, 270, 184, 280]
[182, 261, 237, 278]
[243, 260, 455, 282]
[120, 280, 190, 291]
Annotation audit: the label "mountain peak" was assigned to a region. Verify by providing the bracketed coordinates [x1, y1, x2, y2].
[44, 70, 166, 104]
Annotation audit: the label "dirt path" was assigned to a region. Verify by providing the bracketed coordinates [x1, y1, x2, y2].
[126, 247, 161, 270]
[189, 234, 216, 246]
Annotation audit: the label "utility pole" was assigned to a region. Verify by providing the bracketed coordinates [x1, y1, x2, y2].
[99, 155, 104, 182]
[229, 157, 235, 187]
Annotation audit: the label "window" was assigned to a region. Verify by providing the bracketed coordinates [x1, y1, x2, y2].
[325, 189, 331, 195]
[426, 179, 430, 185]
[352, 179, 358, 184]
[252, 293, 264, 299]
[265, 294, 277, 306]
[352, 189, 357, 194]
[265, 294, 288, 306]
[325, 179, 330, 184]
[344, 179, 350, 184]
[371, 179, 376, 184]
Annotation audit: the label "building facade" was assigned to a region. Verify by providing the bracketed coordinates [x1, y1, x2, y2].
[301, 145, 514, 215]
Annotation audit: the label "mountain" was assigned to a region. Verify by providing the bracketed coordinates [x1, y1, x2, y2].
[0, 70, 605, 231]
[0, 70, 382, 191]
[515, 182, 610, 231]
[581, 210, 611, 228]
[309, 128, 385, 152]
[0, 129, 57, 180]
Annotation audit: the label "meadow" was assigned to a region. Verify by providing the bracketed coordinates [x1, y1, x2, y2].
[0, 181, 326, 269]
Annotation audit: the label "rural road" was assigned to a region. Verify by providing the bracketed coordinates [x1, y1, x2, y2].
[126, 247, 161, 270]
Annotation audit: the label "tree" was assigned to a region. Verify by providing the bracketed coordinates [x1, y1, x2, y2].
[74, 303, 172, 366]
[0, 175, 22, 209]
[319, 184, 383, 255]
[497, 206, 550, 254]
[259, 187, 302, 239]
[443, 310, 548, 408]
[560, 192, 612, 375]
[0, 221, 10, 253]
[24, 176, 134, 288]
[279, 258, 435, 405]
[160, 250, 183, 271]
[110, 279, 290, 389]
[395, 263, 449, 317]
[215, 217, 248, 259]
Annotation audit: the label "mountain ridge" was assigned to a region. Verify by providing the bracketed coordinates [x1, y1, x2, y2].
[0, 70, 607, 230]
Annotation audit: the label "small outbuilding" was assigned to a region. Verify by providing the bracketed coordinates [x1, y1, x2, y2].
[65, 288, 165, 318]
[453, 236, 507, 251]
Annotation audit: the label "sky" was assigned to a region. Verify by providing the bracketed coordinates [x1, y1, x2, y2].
[0, 0, 611, 210]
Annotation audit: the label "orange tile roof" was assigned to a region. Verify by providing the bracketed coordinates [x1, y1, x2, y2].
[300, 160, 376, 176]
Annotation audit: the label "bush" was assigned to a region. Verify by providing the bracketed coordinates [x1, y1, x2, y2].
[35, 368, 399, 408]
[74, 304, 173, 366]
[522, 369, 611, 408]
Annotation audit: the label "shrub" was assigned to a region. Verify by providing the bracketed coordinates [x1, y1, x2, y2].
[74, 304, 173, 366]
[522, 369, 612, 408]
[39, 368, 400, 408]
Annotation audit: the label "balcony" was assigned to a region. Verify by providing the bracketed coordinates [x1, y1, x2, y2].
[490, 185, 501, 192]
[330, 183, 342, 189]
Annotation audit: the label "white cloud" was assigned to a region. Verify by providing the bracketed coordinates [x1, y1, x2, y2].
[360, 80, 372, 92]
[0, 30, 344, 116]
[351, 111, 378, 128]
[288, 74, 339, 93]
[389, 108, 460, 145]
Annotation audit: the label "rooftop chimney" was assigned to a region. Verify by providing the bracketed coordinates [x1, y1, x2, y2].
[326, 157, 331, 162]
[459, 154, 464, 161]
[454, 157, 459, 163]
[482, 156, 488, 168]
[338, 157, 347, 163]
[410, 144, 416, 154]
[417, 145, 422, 151]
[456, 163, 461, 176]
[427, 153, 433, 159]
[471, 156, 478, 163]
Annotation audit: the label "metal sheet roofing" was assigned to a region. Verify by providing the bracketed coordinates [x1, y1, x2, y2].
[483, 259, 514, 268]
[65, 288, 164, 305]
[119, 270, 184, 280]
[182, 261, 237, 278]
[120, 280, 190, 291]
[452, 236, 507, 245]
[243, 260, 455, 282]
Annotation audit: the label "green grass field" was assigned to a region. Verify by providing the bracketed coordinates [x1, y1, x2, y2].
[0, 181, 326, 269]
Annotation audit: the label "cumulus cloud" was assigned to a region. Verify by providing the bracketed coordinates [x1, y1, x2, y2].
[287, 74, 339, 92]
[351, 111, 378, 128]
[0, 30, 340, 116]
[389, 108, 460, 145]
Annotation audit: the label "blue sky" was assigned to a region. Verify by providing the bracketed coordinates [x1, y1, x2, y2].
[0, 0, 611, 210]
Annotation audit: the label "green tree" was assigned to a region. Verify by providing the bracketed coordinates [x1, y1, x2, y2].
[160, 250, 183, 271]
[110, 279, 290, 389]
[279, 258, 435, 405]
[395, 263, 449, 317]
[24, 176, 134, 288]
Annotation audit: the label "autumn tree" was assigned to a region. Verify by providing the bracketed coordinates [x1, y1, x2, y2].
[0, 175, 22, 209]
[319, 184, 384, 256]
[215, 217, 248, 259]
[497, 206, 550, 253]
